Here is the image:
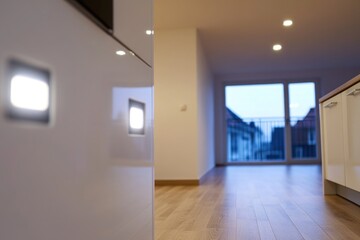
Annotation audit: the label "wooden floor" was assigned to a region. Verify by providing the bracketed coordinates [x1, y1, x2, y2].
[155, 165, 360, 240]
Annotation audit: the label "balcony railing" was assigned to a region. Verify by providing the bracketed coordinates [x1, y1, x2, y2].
[227, 117, 316, 162]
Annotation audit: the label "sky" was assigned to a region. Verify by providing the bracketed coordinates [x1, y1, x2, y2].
[226, 82, 315, 122]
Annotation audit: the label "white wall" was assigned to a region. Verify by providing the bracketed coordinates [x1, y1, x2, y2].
[0, 1, 153, 240]
[214, 67, 360, 163]
[154, 29, 199, 180]
[196, 36, 215, 178]
[154, 28, 215, 180]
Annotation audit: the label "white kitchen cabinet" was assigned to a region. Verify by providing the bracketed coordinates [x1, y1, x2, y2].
[343, 81, 360, 192]
[321, 94, 346, 185]
[113, 0, 153, 66]
[0, 0, 154, 239]
[320, 74, 360, 197]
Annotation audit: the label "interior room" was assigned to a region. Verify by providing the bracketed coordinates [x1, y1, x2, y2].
[154, 1, 360, 239]
[0, 0, 360, 240]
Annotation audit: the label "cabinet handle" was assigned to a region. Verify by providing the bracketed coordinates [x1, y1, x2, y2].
[346, 88, 360, 96]
[324, 102, 338, 108]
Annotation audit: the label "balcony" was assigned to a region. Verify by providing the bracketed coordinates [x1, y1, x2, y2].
[227, 116, 317, 162]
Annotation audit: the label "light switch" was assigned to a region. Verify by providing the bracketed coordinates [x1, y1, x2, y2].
[180, 104, 187, 111]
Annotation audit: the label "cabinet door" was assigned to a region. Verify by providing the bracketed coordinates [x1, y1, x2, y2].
[343, 82, 360, 192]
[322, 94, 346, 185]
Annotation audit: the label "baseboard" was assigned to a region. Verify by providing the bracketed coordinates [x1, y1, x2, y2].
[155, 179, 199, 186]
[199, 165, 215, 184]
[336, 185, 360, 206]
[155, 166, 215, 186]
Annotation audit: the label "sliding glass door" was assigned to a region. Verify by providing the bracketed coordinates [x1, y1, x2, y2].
[225, 81, 318, 164]
[288, 82, 317, 160]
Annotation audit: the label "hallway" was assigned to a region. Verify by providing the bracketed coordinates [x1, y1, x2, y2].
[155, 165, 360, 240]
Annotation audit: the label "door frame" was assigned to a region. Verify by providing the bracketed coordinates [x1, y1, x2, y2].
[221, 78, 321, 165]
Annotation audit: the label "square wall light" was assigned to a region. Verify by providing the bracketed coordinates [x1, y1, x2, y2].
[129, 99, 145, 135]
[6, 60, 51, 123]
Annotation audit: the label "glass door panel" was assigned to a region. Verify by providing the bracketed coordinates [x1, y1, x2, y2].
[289, 82, 317, 159]
[225, 84, 285, 162]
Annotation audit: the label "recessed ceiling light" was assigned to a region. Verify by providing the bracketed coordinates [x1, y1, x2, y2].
[273, 44, 282, 51]
[146, 30, 154, 35]
[283, 19, 293, 27]
[116, 50, 126, 56]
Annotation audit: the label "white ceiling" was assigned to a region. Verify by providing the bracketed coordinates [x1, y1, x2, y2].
[154, 0, 360, 75]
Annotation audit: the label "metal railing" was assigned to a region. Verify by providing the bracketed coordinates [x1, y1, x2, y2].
[227, 117, 316, 162]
